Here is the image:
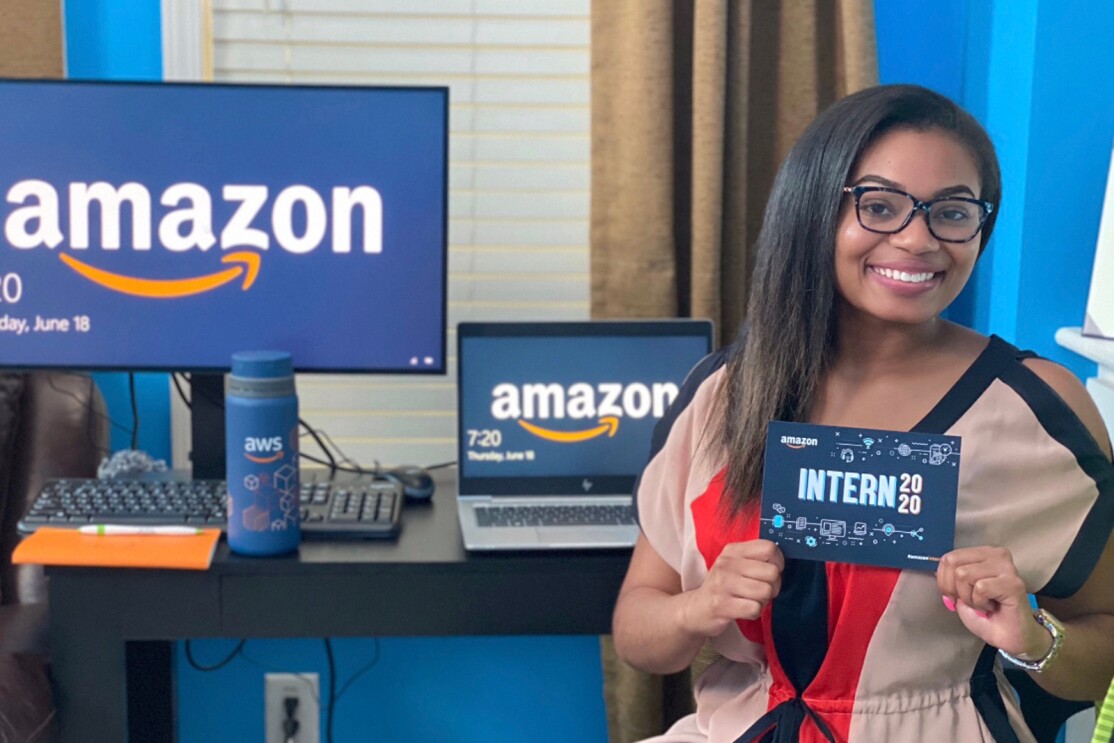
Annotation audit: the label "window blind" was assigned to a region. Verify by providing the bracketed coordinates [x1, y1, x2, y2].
[170, 0, 590, 469]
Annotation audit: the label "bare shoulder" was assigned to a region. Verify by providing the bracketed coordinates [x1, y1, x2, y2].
[941, 322, 991, 364]
[1021, 357, 1113, 458]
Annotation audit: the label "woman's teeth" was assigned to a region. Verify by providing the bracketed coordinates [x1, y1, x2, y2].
[872, 267, 938, 284]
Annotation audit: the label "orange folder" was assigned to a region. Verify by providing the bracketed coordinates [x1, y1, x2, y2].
[13, 527, 221, 570]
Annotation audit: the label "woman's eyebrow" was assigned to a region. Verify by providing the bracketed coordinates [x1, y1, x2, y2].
[852, 174, 977, 198]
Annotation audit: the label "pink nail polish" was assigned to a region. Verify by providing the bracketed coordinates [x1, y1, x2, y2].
[942, 596, 956, 612]
[973, 609, 989, 619]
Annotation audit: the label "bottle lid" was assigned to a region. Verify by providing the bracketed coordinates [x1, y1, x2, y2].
[230, 351, 293, 379]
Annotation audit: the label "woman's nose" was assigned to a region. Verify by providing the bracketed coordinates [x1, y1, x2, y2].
[889, 208, 941, 253]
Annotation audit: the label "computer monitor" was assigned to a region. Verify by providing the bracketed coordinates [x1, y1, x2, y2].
[0, 79, 448, 478]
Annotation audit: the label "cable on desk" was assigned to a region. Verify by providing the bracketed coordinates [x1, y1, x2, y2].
[300, 451, 379, 475]
[324, 638, 337, 743]
[128, 372, 140, 450]
[184, 638, 245, 672]
[173, 371, 448, 479]
[310, 426, 364, 473]
[171, 372, 191, 410]
[300, 418, 337, 471]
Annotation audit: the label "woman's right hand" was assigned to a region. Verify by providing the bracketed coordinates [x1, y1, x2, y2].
[683, 539, 785, 637]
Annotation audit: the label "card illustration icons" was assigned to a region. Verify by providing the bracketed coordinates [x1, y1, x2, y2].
[761, 421, 961, 572]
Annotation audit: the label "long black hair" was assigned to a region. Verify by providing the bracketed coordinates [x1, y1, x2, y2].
[712, 84, 1001, 513]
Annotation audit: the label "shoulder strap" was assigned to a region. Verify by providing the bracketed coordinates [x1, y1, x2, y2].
[631, 345, 730, 523]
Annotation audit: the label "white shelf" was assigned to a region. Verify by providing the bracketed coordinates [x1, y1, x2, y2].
[1056, 327, 1114, 442]
[1056, 327, 1114, 368]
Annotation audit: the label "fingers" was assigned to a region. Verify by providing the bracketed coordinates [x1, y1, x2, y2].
[698, 591, 773, 625]
[722, 539, 786, 571]
[966, 574, 1028, 612]
[727, 574, 781, 604]
[952, 562, 1002, 610]
[714, 576, 780, 618]
[720, 555, 783, 587]
[696, 540, 786, 630]
[708, 556, 782, 600]
[718, 542, 784, 593]
[937, 547, 1028, 612]
[937, 546, 1008, 596]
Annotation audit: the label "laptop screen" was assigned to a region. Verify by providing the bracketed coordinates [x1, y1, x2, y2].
[457, 321, 713, 496]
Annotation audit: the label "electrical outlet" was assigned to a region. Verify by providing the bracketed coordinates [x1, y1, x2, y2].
[265, 672, 320, 743]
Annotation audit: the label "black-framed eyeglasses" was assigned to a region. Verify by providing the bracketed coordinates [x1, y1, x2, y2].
[842, 185, 995, 244]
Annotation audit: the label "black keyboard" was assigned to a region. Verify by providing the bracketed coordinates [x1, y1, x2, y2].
[474, 503, 636, 528]
[18, 476, 403, 539]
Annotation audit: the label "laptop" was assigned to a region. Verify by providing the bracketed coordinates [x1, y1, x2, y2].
[456, 320, 714, 550]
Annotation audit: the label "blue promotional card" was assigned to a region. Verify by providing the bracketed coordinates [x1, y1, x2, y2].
[761, 421, 961, 571]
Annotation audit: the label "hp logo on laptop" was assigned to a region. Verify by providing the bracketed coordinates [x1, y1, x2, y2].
[582, 479, 593, 492]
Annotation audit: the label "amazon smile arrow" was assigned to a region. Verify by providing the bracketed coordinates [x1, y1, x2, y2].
[58, 251, 261, 299]
[517, 416, 620, 443]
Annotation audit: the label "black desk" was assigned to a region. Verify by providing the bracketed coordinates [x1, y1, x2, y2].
[46, 470, 631, 742]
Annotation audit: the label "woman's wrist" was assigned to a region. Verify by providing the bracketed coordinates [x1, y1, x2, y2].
[676, 588, 709, 639]
[1016, 612, 1055, 660]
[677, 587, 734, 645]
[1000, 609, 1065, 673]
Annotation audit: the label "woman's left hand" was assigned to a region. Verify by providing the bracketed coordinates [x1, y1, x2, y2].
[937, 546, 1051, 659]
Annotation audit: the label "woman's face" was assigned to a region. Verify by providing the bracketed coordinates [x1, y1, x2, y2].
[834, 127, 983, 327]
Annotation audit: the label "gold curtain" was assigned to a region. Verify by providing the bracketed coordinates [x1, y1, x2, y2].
[591, 0, 877, 343]
[591, 1, 877, 739]
[0, 0, 64, 78]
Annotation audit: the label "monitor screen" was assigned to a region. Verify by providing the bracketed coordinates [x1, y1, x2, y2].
[0, 79, 447, 374]
[456, 321, 713, 495]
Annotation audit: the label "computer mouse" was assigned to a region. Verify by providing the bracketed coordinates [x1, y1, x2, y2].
[384, 465, 436, 501]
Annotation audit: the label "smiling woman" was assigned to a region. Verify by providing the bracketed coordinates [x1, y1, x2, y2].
[834, 128, 986, 327]
[612, 85, 1114, 743]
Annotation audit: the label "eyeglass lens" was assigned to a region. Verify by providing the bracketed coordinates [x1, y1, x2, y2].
[856, 190, 985, 241]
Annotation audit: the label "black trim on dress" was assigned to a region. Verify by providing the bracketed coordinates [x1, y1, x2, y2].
[911, 335, 1016, 434]
[970, 645, 1024, 743]
[633, 347, 730, 526]
[997, 359, 1114, 598]
[735, 558, 834, 742]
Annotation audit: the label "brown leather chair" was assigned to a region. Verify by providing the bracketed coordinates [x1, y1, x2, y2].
[0, 372, 108, 742]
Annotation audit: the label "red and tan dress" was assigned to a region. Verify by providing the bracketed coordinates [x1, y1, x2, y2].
[636, 336, 1114, 742]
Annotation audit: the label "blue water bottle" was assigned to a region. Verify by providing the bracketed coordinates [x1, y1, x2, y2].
[225, 351, 301, 555]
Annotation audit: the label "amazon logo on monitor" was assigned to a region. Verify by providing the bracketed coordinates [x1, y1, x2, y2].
[489, 381, 680, 443]
[2, 179, 383, 299]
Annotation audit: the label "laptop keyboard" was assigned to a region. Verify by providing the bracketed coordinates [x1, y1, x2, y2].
[475, 503, 636, 528]
[19, 477, 403, 539]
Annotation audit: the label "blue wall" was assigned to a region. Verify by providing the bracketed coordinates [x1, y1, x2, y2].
[875, 0, 968, 101]
[1016, 2, 1113, 375]
[876, 0, 1111, 380]
[178, 637, 608, 743]
[64, 0, 161, 80]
